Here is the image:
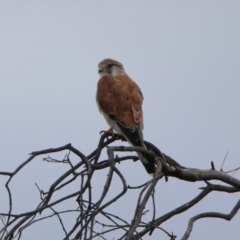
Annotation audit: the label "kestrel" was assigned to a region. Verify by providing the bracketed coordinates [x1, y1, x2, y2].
[96, 58, 156, 175]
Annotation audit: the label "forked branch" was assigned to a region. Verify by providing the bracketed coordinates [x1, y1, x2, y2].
[0, 134, 239, 240]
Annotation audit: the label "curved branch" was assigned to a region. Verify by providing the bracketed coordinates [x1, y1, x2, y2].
[182, 199, 240, 240]
[133, 183, 240, 239]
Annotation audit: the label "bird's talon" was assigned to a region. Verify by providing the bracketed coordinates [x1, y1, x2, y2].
[99, 128, 114, 136]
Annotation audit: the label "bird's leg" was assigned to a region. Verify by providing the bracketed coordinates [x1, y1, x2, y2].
[99, 127, 114, 136]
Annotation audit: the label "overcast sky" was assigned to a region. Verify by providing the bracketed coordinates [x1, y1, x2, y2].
[0, 1, 240, 240]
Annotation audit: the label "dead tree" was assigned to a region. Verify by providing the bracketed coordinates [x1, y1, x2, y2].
[0, 133, 239, 240]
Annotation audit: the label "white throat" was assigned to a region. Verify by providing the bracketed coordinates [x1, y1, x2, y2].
[111, 66, 124, 76]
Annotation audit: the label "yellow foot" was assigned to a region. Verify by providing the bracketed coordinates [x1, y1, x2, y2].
[99, 127, 114, 136]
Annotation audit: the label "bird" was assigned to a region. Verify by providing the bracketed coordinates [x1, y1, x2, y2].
[96, 58, 156, 175]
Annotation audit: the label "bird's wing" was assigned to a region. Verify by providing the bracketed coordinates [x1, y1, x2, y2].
[96, 74, 144, 132]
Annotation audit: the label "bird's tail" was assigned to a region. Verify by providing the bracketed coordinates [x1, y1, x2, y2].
[116, 123, 156, 175]
[137, 150, 156, 175]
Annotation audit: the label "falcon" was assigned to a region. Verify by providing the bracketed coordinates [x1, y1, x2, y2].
[96, 58, 156, 175]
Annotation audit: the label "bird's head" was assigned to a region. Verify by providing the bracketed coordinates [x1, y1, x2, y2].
[98, 58, 125, 77]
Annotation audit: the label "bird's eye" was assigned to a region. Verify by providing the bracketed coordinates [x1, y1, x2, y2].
[108, 64, 112, 68]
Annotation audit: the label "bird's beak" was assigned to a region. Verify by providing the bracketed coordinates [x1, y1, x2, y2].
[98, 69, 103, 74]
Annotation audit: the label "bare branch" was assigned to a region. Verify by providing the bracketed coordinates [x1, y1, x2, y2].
[182, 200, 240, 240]
[1, 135, 239, 239]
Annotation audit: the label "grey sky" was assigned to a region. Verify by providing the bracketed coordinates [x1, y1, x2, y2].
[0, 1, 240, 239]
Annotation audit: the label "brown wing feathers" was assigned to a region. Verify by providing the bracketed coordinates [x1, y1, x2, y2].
[97, 74, 143, 130]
